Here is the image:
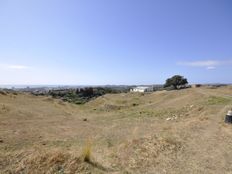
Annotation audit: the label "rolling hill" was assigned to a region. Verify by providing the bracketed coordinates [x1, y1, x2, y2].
[1, 86, 232, 173]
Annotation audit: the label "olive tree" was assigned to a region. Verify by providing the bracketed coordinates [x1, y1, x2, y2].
[164, 75, 188, 89]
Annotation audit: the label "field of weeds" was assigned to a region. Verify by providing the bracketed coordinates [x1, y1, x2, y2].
[1, 86, 232, 173]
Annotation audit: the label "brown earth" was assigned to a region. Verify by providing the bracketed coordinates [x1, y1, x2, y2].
[1, 86, 232, 173]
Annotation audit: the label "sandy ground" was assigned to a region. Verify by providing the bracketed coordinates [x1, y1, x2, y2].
[1, 86, 232, 173]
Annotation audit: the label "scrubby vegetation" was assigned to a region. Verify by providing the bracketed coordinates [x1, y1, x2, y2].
[48, 87, 130, 104]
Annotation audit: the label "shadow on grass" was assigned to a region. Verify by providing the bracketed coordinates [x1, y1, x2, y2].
[85, 159, 115, 172]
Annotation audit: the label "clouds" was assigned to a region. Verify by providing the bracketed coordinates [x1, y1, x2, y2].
[177, 60, 232, 70]
[206, 66, 216, 70]
[8, 65, 30, 70]
[0, 64, 30, 70]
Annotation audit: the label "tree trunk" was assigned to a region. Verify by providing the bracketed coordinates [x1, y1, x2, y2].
[173, 85, 178, 90]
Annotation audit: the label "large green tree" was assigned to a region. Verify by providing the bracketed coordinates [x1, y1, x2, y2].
[164, 75, 188, 89]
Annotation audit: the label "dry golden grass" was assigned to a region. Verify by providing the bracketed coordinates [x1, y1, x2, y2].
[1, 86, 232, 173]
[81, 140, 92, 162]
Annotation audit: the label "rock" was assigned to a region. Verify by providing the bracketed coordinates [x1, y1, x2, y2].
[0, 139, 4, 143]
[166, 115, 178, 121]
[225, 110, 232, 123]
[225, 115, 232, 123]
[83, 118, 87, 121]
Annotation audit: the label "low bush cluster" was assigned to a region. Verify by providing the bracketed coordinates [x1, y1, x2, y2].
[48, 87, 129, 104]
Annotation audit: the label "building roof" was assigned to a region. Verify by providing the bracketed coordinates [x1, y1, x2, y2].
[133, 86, 151, 90]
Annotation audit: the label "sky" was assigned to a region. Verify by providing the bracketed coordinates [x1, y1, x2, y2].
[0, 0, 232, 85]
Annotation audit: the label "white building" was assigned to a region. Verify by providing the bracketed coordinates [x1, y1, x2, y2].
[130, 86, 153, 93]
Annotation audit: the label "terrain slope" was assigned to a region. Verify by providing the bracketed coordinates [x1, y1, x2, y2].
[1, 86, 232, 173]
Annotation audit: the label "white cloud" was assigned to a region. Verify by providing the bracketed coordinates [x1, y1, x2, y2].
[0, 64, 30, 70]
[206, 66, 216, 70]
[177, 60, 220, 67]
[8, 65, 29, 69]
[177, 60, 232, 70]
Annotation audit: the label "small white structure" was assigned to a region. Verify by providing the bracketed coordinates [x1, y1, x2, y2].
[130, 86, 153, 93]
[225, 109, 232, 123]
[227, 110, 232, 116]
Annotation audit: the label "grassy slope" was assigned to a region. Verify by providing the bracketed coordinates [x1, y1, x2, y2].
[1, 86, 232, 173]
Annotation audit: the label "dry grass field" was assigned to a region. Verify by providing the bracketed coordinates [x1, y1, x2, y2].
[1, 86, 232, 174]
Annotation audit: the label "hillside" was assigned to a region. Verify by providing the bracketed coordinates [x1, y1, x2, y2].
[1, 86, 232, 173]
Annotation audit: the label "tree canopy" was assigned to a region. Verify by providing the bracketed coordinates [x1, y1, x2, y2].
[164, 75, 188, 89]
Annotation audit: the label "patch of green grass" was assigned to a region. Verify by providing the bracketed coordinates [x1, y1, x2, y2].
[115, 100, 128, 105]
[206, 96, 231, 105]
[121, 107, 189, 120]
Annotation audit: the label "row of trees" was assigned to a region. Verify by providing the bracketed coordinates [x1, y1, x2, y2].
[48, 87, 130, 104]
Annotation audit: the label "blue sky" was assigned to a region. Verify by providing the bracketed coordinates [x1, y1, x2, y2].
[0, 0, 232, 85]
